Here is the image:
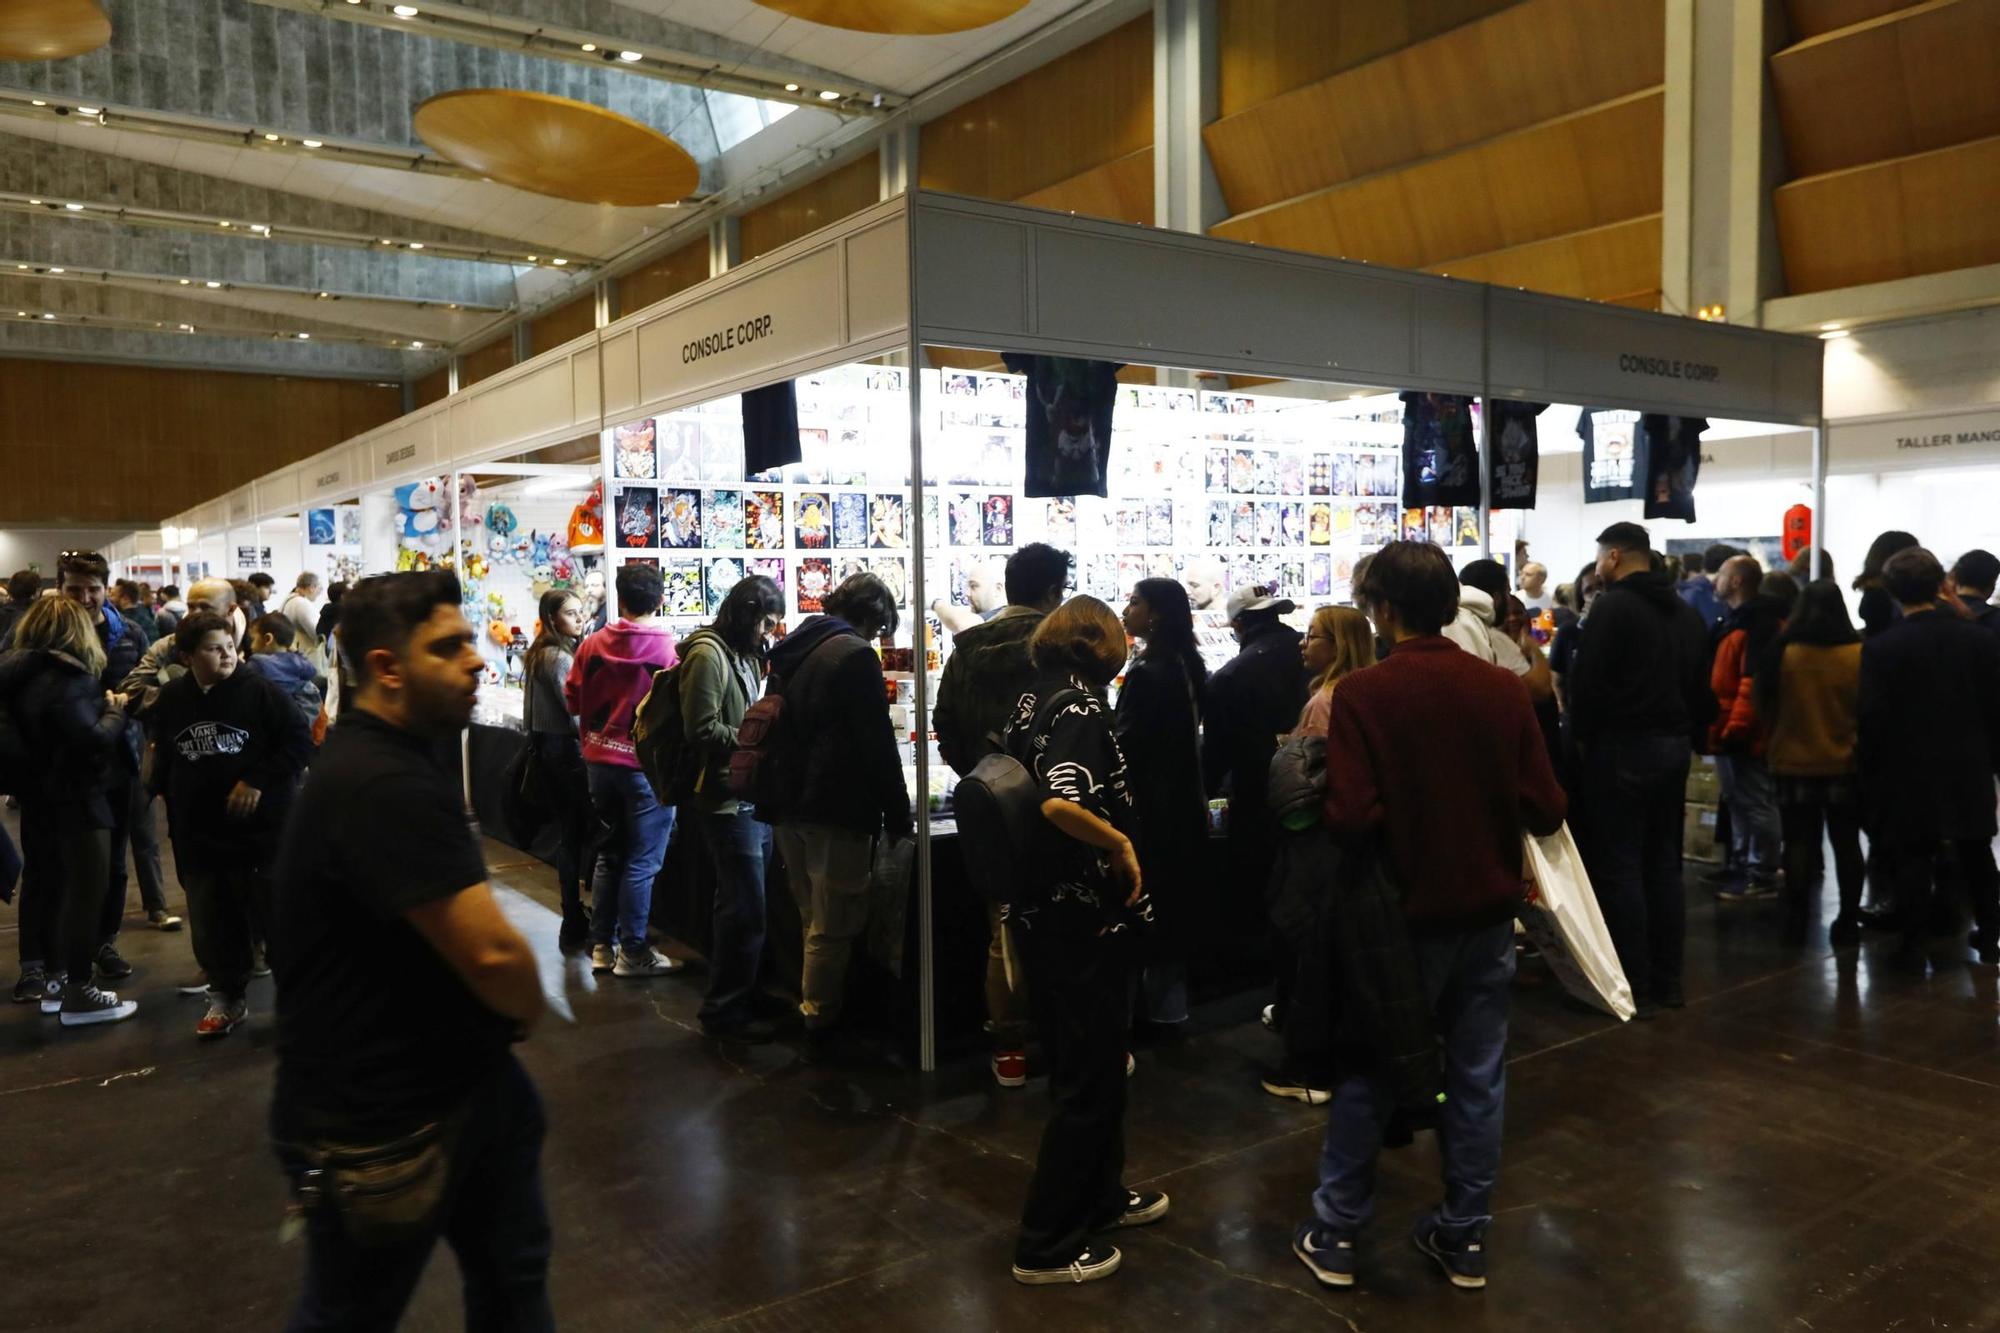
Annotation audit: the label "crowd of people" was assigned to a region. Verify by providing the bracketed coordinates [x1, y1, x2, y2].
[2, 516, 1996, 1323]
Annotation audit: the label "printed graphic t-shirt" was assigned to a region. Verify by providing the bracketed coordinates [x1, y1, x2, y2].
[1002, 354, 1123, 498]
[1487, 399, 1549, 510]
[1576, 408, 1645, 503]
[1400, 392, 1481, 507]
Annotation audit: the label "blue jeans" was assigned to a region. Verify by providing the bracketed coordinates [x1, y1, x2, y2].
[697, 807, 772, 1028]
[587, 764, 674, 951]
[278, 1055, 553, 1332]
[1312, 920, 1515, 1243]
[1715, 754, 1779, 882]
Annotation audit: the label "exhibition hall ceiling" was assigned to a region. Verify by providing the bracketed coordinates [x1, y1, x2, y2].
[0, 0, 1100, 378]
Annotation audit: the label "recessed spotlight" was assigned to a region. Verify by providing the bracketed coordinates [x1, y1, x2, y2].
[40, 312, 54, 319]
[75, 106, 100, 116]
[14, 264, 24, 271]
[818, 90, 841, 101]
[219, 220, 232, 228]
[30, 100, 46, 107]
[411, 340, 425, 349]
[28, 199, 40, 206]
[379, 238, 393, 245]
[63, 202, 83, 211]
[48, 267, 64, 273]
[580, 42, 596, 52]
[317, 291, 331, 299]
[526, 254, 538, 261]
[784, 83, 800, 93]
[296, 332, 311, 340]
[617, 50, 642, 62]
[302, 139, 322, 149]
[407, 241, 424, 250]
[1820, 329, 1850, 340]
[264, 133, 280, 142]
[251, 223, 270, 234]
[205, 280, 222, 288]
[552, 257, 568, 266]
[446, 303, 457, 309]
[1820, 322, 1843, 332]
[392, 5, 419, 16]
[178, 278, 189, 284]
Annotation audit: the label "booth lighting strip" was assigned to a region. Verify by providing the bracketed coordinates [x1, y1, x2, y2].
[0, 192, 590, 271]
[253, 0, 899, 115]
[2, 260, 508, 319]
[0, 306, 436, 351]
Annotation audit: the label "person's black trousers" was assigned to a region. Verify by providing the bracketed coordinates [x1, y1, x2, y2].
[530, 732, 594, 918]
[277, 1054, 554, 1332]
[103, 775, 169, 939]
[1580, 734, 1692, 1007]
[15, 804, 109, 981]
[1011, 917, 1133, 1269]
[1778, 779, 1864, 931]
[181, 860, 271, 1002]
[1882, 838, 2000, 959]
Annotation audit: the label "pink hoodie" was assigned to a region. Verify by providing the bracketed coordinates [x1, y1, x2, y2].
[564, 619, 678, 768]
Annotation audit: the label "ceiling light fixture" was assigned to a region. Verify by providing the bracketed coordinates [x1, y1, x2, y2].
[75, 107, 100, 117]
[28, 199, 40, 205]
[205, 280, 222, 288]
[784, 83, 800, 92]
[580, 42, 596, 52]
[1820, 322, 1843, 332]
[392, 5, 420, 16]
[40, 312, 54, 319]
[407, 241, 424, 250]
[13, 264, 24, 270]
[180, 323, 194, 331]
[818, 90, 841, 101]
[302, 139, 323, 149]
[30, 100, 46, 107]
[296, 332, 310, 339]
[551, 257, 568, 266]
[264, 133, 280, 142]
[617, 50, 643, 62]
[379, 237, 393, 245]
[48, 267, 63, 273]
[178, 278, 189, 284]
[63, 202, 83, 211]
[526, 254, 537, 261]
[219, 220, 231, 228]
[1820, 329, 1850, 340]
[411, 340, 425, 349]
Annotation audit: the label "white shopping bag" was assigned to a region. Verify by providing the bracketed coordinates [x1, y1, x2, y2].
[1519, 824, 1635, 1021]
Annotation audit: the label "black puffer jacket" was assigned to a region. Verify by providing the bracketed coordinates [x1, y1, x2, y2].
[763, 616, 910, 838]
[1566, 569, 1715, 745]
[0, 648, 127, 830]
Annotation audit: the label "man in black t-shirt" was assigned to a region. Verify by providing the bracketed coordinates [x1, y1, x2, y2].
[270, 571, 551, 1331]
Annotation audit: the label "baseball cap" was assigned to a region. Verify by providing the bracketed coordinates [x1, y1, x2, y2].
[1225, 584, 1295, 621]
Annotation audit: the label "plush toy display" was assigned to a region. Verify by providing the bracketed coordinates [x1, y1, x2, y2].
[457, 475, 483, 538]
[393, 477, 448, 569]
[568, 481, 604, 554]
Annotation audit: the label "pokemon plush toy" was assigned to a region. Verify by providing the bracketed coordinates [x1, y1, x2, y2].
[568, 481, 604, 554]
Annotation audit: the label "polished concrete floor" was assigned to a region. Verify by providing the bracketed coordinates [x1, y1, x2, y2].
[4, 813, 2000, 1333]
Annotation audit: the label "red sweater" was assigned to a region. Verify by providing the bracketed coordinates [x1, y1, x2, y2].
[1324, 636, 1568, 933]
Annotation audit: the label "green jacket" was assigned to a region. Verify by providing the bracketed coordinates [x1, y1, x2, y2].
[933, 605, 1044, 778]
[678, 627, 763, 814]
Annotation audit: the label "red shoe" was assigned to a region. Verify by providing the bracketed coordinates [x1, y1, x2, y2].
[195, 997, 247, 1039]
[991, 1049, 1028, 1088]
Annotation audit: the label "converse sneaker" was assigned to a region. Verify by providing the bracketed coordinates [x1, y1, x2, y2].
[1011, 1243, 1122, 1286]
[94, 942, 134, 981]
[194, 996, 248, 1040]
[589, 944, 615, 974]
[1105, 1190, 1169, 1230]
[148, 909, 183, 932]
[11, 968, 44, 1005]
[40, 972, 65, 1016]
[613, 945, 682, 978]
[1260, 1067, 1334, 1105]
[991, 1049, 1028, 1088]
[59, 982, 137, 1028]
[1293, 1221, 1357, 1288]
[1413, 1220, 1487, 1290]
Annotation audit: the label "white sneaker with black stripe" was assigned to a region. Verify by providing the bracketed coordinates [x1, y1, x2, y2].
[1105, 1190, 1170, 1229]
[613, 945, 682, 978]
[1012, 1243, 1122, 1286]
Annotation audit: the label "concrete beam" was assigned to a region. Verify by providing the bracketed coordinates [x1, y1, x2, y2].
[1152, 0, 1221, 235]
[0, 318, 408, 377]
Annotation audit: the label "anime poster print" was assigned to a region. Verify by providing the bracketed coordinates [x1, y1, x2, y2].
[1308, 503, 1332, 546]
[614, 486, 658, 549]
[661, 489, 703, 549]
[1115, 555, 1148, 598]
[701, 420, 744, 484]
[705, 491, 744, 549]
[1115, 505, 1147, 548]
[1229, 449, 1255, 494]
[794, 492, 830, 550]
[921, 495, 939, 547]
[869, 557, 908, 608]
[1205, 447, 1230, 493]
[657, 419, 694, 479]
[831, 492, 868, 549]
[1207, 500, 1231, 547]
[1309, 454, 1332, 496]
[1230, 500, 1256, 548]
[661, 559, 705, 617]
[340, 508, 363, 546]
[1082, 554, 1118, 601]
[1455, 508, 1482, 547]
[796, 558, 832, 613]
[869, 494, 908, 548]
[982, 494, 1013, 547]
[1331, 452, 1356, 497]
[306, 508, 336, 546]
[745, 491, 785, 550]
[948, 493, 981, 547]
[747, 557, 785, 594]
[613, 419, 658, 480]
[1280, 502, 1307, 547]
[1278, 452, 1305, 497]
[1254, 450, 1279, 495]
[1309, 553, 1333, 597]
[1256, 501, 1281, 547]
[1044, 498, 1078, 549]
[1401, 510, 1429, 543]
[705, 557, 744, 614]
[1427, 507, 1454, 547]
[1145, 501, 1175, 548]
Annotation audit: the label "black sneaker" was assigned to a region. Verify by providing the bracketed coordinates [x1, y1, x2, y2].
[95, 943, 134, 981]
[11, 968, 44, 1005]
[1828, 914, 1861, 947]
[59, 982, 137, 1028]
[558, 906, 591, 954]
[1011, 1243, 1122, 1286]
[1413, 1220, 1486, 1290]
[700, 1015, 777, 1044]
[1104, 1190, 1169, 1229]
[1292, 1221, 1356, 1288]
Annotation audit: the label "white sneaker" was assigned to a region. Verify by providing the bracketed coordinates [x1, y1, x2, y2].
[60, 983, 138, 1027]
[589, 944, 615, 974]
[39, 973, 64, 1016]
[613, 946, 683, 978]
[1261, 1003, 1277, 1031]
[148, 909, 183, 932]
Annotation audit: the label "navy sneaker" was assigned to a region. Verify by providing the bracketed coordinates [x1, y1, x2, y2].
[1413, 1220, 1486, 1290]
[1292, 1221, 1356, 1288]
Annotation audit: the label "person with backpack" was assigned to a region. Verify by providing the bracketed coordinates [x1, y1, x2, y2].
[993, 595, 1161, 1286]
[523, 589, 592, 953]
[0, 596, 136, 1025]
[669, 575, 784, 1042]
[761, 573, 910, 1044]
[149, 611, 312, 1039]
[566, 563, 681, 978]
[932, 542, 1070, 1086]
[243, 612, 324, 733]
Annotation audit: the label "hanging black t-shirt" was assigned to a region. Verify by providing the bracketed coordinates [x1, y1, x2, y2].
[1400, 392, 1480, 507]
[271, 710, 513, 1136]
[1576, 408, 1645, 503]
[741, 381, 802, 476]
[1641, 414, 1706, 521]
[1486, 399, 1548, 510]
[1002, 354, 1123, 498]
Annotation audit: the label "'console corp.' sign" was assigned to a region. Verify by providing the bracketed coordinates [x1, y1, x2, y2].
[683, 314, 774, 365]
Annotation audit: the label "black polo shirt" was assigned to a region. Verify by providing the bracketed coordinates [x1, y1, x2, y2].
[271, 709, 511, 1136]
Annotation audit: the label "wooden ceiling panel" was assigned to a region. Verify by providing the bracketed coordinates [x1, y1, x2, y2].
[1425, 215, 1664, 306]
[1782, 0, 1920, 40]
[1773, 0, 2000, 177]
[528, 293, 596, 358]
[1205, 0, 1664, 215]
[919, 16, 1152, 205]
[458, 337, 514, 389]
[1775, 133, 2000, 291]
[1216, 0, 1519, 116]
[1212, 91, 1663, 274]
[1016, 147, 1155, 225]
[739, 152, 882, 263]
[618, 239, 710, 319]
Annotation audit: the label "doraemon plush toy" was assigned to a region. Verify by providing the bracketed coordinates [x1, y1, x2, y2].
[394, 477, 446, 557]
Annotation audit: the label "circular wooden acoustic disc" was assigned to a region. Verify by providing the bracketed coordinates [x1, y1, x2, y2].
[413, 89, 698, 207]
[750, 0, 1029, 35]
[0, 0, 112, 61]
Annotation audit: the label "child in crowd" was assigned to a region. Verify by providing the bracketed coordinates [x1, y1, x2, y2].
[243, 613, 323, 732]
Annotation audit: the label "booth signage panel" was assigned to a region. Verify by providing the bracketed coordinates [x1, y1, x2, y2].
[457, 355, 579, 463]
[601, 329, 640, 419]
[226, 488, 252, 525]
[572, 345, 602, 427]
[634, 245, 845, 408]
[845, 214, 911, 347]
[257, 465, 301, 517]
[912, 209, 1030, 338]
[1828, 404, 2000, 473]
[370, 413, 441, 485]
[303, 445, 357, 503]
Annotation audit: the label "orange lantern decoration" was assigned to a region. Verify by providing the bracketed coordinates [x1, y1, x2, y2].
[1782, 504, 1813, 561]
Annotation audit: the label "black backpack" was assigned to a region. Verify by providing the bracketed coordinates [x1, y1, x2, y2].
[0, 655, 47, 797]
[952, 688, 1084, 906]
[632, 660, 695, 805]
